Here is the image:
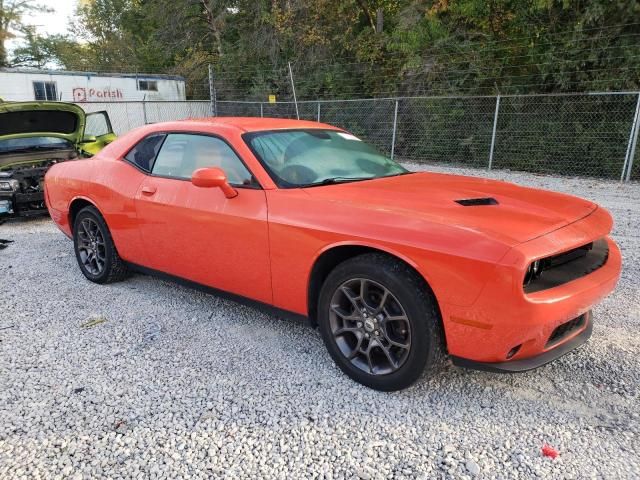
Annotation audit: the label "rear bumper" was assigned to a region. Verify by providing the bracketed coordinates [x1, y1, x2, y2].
[46, 204, 72, 238]
[451, 312, 593, 372]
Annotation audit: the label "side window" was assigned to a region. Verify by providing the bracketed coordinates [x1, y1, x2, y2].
[124, 134, 165, 172]
[137, 79, 158, 91]
[151, 134, 253, 186]
[85, 112, 113, 137]
[33, 81, 58, 100]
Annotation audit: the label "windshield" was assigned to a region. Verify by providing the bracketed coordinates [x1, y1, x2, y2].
[244, 129, 408, 187]
[0, 137, 73, 154]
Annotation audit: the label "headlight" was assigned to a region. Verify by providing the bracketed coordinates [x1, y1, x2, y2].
[0, 179, 19, 192]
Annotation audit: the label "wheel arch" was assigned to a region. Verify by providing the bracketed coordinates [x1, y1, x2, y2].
[306, 242, 443, 330]
[68, 196, 100, 234]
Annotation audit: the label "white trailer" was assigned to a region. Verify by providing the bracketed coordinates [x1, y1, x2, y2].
[0, 68, 186, 102]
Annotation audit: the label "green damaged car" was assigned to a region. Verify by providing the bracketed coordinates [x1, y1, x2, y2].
[0, 101, 116, 219]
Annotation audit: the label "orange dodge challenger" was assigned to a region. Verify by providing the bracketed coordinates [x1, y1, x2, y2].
[44, 118, 621, 391]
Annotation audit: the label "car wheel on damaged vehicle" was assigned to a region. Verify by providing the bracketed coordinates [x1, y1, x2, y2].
[317, 253, 445, 391]
[73, 206, 129, 284]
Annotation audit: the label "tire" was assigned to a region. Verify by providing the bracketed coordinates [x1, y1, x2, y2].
[73, 205, 130, 284]
[317, 253, 444, 391]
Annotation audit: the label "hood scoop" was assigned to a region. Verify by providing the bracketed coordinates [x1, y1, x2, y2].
[455, 197, 499, 206]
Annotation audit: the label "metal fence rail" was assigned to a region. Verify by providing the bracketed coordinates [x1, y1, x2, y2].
[77, 93, 640, 181]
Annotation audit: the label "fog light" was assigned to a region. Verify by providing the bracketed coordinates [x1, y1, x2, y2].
[506, 344, 522, 359]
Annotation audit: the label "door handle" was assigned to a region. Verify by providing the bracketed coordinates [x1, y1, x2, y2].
[141, 185, 157, 195]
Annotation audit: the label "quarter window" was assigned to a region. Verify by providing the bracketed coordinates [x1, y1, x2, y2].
[33, 81, 58, 100]
[151, 134, 253, 186]
[124, 134, 166, 172]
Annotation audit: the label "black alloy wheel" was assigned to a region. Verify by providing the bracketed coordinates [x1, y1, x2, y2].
[318, 253, 444, 391]
[73, 206, 129, 284]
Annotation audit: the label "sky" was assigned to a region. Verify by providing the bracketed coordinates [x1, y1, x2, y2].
[8, 0, 78, 53]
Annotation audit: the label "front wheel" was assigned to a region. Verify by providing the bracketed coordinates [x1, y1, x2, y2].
[317, 253, 444, 391]
[73, 205, 129, 284]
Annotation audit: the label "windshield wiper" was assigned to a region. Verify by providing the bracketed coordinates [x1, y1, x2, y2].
[298, 172, 415, 188]
[299, 176, 370, 187]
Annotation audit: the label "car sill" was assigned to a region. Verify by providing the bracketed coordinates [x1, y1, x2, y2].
[125, 262, 310, 326]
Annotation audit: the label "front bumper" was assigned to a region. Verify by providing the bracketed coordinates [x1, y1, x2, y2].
[451, 312, 593, 372]
[0, 191, 47, 217]
[440, 206, 621, 368]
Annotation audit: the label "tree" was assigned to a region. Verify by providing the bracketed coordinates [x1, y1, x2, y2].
[5, 0, 638, 98]
[11, 27, 90, 69]
[0, 0, 50, 66]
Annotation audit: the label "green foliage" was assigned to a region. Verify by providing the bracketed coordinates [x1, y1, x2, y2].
[5, 0, 639, 99]
[11, 28, 88, 69]
[0, 0, 51, 66]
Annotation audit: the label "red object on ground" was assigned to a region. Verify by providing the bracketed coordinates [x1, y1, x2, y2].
[542, 445, 559, 459]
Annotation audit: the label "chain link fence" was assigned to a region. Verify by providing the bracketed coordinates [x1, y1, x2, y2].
[76, 92, 640, 181]
[78, 101, 211, 135]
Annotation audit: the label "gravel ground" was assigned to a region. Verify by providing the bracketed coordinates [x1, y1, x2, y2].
[1, 166, 639, 479]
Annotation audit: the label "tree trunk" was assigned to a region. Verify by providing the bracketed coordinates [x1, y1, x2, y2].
[0, 0, 7, 66]
[200, 0, 224, 58]
[0, 41, 7, 67]
[376, 8, 383, 34]
[356, 0, 376, 32]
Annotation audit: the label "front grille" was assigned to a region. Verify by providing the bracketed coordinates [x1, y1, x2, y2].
[546, 314, 587, 348]
[524, 238, 609, 293]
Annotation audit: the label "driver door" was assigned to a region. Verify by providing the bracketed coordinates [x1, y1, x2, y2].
[134, 133, 272, 304]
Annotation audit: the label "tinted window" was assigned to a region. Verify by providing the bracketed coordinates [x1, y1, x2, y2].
[151, 134, 253, 185]
[124, 134, 165, 172]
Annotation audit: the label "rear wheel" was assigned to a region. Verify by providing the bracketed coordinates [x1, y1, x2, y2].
[73, 206, 129, 284]
[318, 253, 444, 391]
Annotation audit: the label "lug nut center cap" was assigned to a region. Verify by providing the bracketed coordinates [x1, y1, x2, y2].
[364, 318, 376, 332]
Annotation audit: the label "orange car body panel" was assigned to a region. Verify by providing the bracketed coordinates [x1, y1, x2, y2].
[44, 118, 622, 366]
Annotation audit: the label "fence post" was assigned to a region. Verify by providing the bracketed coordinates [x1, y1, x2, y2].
[488, 95, 501, 170]
[390, 99, 399, 159]
[260, 103, 264, 118]
[208, 64, 217, 116]
[317, 102, 321, 122]
[142, 96, 148, 125]
[288, 62, 300, 120]
[622, 92, 640, 182]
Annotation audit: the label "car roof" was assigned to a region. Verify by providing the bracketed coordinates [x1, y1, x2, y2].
[182, 116, 342, 133]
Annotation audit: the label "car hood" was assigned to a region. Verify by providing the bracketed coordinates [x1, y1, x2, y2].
[303, 172, 597, 245]
[0, 101, 86, 169]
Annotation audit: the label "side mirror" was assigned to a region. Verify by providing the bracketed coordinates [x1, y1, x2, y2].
[191, 167, 238, 198]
